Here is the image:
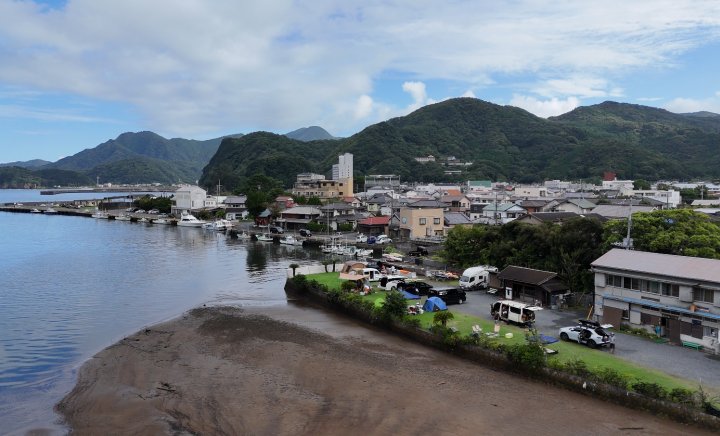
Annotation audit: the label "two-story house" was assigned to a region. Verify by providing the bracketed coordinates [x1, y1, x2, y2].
[399, 207, 444, 240]
[592, 249, 720, 351]
[171, 185, 207, 216]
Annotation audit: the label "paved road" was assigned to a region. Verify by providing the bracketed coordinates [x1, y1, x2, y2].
[456, 287, 720, 390]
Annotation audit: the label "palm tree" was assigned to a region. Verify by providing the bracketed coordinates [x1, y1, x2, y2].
[433, 311, 454, 328]
[289, 263, 299, 277]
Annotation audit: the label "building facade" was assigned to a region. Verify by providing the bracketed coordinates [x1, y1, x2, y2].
[592, 249, 720, 351]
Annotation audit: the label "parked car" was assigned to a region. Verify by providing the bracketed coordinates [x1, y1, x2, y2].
[299, 229, 312, 237]
[559, 320, 614, 349]
[377, 275, 407, 291]
[408, 246, 429, 256]
[269, 226, 284, 234]
[356, 233, 368, 243]
[148, 209, 160, 214]
[398, 280, 434, 296]
[135, 209, 146, 214]
[428, 287, 466, 304]
[375, 235, 392, 245]
[367, 236, 376, 244]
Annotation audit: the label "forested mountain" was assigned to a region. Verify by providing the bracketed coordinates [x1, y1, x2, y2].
[0, 166, 92, 188]
[0, 159, 52, 169]
[201, 98, 720, 192]
[43, 131, 240, 184]
[285, 126, 336, 141]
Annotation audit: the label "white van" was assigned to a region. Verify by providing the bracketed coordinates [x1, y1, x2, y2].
[490, 300, 542, 326]
[362, 268, 383, 282]
[459, 265, 498, 290]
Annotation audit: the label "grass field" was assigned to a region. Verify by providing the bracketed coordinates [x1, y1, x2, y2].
[304, 272, 708, 393]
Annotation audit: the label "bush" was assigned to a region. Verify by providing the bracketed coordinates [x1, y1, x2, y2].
[632, 381, 668, 400]
[379, 290, 407, 321]
[505, 343, 546, 372]
[402, 317, 422, 328]
[563, 358, 591, 377]
[292, 274, 307, 287]
[669, 387, 697, 406]
[340, 281, 357, 292]
[594, 368, 629, 390]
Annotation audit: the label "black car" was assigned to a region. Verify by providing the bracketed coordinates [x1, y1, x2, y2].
[269, 226, 284, 234]
[299, 229, 312, 237]
[398, 280, 434, 296]
[408, 246, 429, 256]
[428, 287, 467, 304]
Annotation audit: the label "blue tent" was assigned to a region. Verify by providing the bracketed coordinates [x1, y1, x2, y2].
[401, 290, 420, 300]
[423, 296, 447, 312]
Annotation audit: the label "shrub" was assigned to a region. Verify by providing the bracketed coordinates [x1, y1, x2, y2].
[632, 381, 668, 400]
[432, 311, 454, 328]
[668, 387, 697, 406]
[292, 274, 307, 287]
[340, 281, 357, 292]
[379, 290, 407, 320]
[563, 358, 591, 378]
[594, 367, 629, 390]
[402, 317, 422, 328]
[505, 343, 546, 372]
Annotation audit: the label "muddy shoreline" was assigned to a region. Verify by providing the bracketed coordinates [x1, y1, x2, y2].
[55, 304, 713, 435]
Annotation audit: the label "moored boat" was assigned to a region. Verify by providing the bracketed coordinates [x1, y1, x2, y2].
[255, 233, 274, 242]
[114, 214, 132, 221]
[177, 213, 206, 228]
[280, 235, 303, 246]
[44, 208, 58, 214]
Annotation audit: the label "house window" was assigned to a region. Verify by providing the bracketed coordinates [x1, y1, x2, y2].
[693, 288, 714, 303]
[433, 217, 441, 225]
[607, 274, 622, 287]
[661, 283, 679, 297]
[419, 218, 427, 225]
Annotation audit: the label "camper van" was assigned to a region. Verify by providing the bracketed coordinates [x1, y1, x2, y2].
[490, 300, 542, 326]
[362, 268, 383, 282]
[459, 265, 498, 290]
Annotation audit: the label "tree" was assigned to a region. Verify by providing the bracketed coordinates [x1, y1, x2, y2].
[633, 179, 651, 190]
[381, 290, 407, 319]
[603, 209, 720, 259]
[289, 263, 299, 277]
[433, 311, 454, 328]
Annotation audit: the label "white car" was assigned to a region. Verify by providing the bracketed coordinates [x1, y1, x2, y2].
[559, 320, 614, 349]
[376, 235, 393, 245]
[356, 234, 368, 243]
[376, 275, 407, 291]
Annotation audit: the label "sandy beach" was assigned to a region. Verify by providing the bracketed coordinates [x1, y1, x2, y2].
[56, 304, 713, 435]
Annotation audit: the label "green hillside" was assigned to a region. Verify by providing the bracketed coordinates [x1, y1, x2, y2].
[202, 98, 720, 192]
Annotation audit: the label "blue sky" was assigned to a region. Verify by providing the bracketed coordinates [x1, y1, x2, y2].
[1, 0, 720, 163]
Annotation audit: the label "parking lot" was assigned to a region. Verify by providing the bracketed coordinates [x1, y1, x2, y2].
[451, 286, 720, 390]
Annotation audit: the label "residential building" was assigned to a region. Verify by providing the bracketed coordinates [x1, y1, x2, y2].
[171, 185, 207, 216]
[553, 198, 597, 214]
[480, 203, 526, 225]
[223, 195, 248, 220]
[591, 204, 656, 219]
[496, 266, 570, 306]
[629, 189, 682, 209]
[591, 249, 720, 350]
[444, 212, 474, 231]
[399, 207, 444, 239]
[357, 215, 390, 237]
[277, 206, 322, 231]
[514, 185, 549, 198]
[439, 194, 471, 212]
[466, 180, 493, 193]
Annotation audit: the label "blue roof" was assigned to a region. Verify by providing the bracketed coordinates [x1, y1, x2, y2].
[602, 294, 720, 321]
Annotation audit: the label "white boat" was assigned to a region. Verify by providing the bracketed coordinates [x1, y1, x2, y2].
[235, 231, 252, 240]
[30, 208, 41, 213]
[153, 218, 172, 225]
[202, 219, 232, 231]
[177, 213, 206, 228]
[114, 214, 132, 221]
[44, 208, 58, 214]
[138, 217, 149, 223]
[280, 235, 303, 246]
[256, 233, 274, 242]
[92, 210, 110, 219]
[340, 246, 372, 257]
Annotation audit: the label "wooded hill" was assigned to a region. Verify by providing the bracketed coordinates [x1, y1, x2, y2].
[200, 98, 720, 192]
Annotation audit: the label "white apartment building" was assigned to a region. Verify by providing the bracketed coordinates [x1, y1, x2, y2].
[172, 185, 207, 215]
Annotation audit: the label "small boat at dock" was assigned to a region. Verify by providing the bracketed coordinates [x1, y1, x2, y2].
[280, 235, 303, 246]
[255, 233, 274, 242]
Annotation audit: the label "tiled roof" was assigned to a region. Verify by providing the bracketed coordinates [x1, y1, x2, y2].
[498, 266, 558, 285]
[359, 216, 390, 226]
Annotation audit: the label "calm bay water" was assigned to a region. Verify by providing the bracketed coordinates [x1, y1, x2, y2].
[0, 190, 322, 434]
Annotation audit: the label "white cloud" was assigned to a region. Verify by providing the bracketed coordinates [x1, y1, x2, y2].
[509, 95, 581, 118]
[354, 95, 374, 120]
[0, 1, 719, 137]
[664, 95, 720, 114]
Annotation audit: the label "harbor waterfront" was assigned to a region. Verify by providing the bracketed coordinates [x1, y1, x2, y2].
[0, 190, 323, 434]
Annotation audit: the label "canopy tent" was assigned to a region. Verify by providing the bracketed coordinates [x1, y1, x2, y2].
[423, 296, 447, 312]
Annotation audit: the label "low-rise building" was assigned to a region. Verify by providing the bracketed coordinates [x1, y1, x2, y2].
[171, 185, 207, 216]
[592, 249, 720, 351]
[399, 207, 444, 239]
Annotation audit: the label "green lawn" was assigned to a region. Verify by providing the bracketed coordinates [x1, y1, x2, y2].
[303, 272, 709, 393]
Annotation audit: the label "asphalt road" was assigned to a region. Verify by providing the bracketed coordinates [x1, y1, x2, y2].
[454, 287, 720, 390]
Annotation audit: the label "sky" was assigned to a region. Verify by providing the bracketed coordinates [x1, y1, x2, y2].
[1, 0, 720, 163]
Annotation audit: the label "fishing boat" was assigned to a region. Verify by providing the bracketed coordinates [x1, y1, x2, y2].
[280, 235, 304, 246]
[30, 208, 41, 213]
[235, 231, 252, 240]
[114, 214, 132, 221]
[255, 233, 274, 242]
[92, 210, 110, 219]
[202, 219, 232, 231]
[153, 217, 172, 225]
[44, 208, 58, 214]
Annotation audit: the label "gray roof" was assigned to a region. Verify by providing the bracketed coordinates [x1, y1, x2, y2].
[592, 249, 720, 284]
[407, 199, 446, 208]
[519, 199, 551, 208]
[444, 212, 473, 225]
[591, 204, 655, 218]
[567, 198, 597, 209]
[320, 202, 354, 211]
[522, 212, 579, 222]
[281, 206, 321, 215]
